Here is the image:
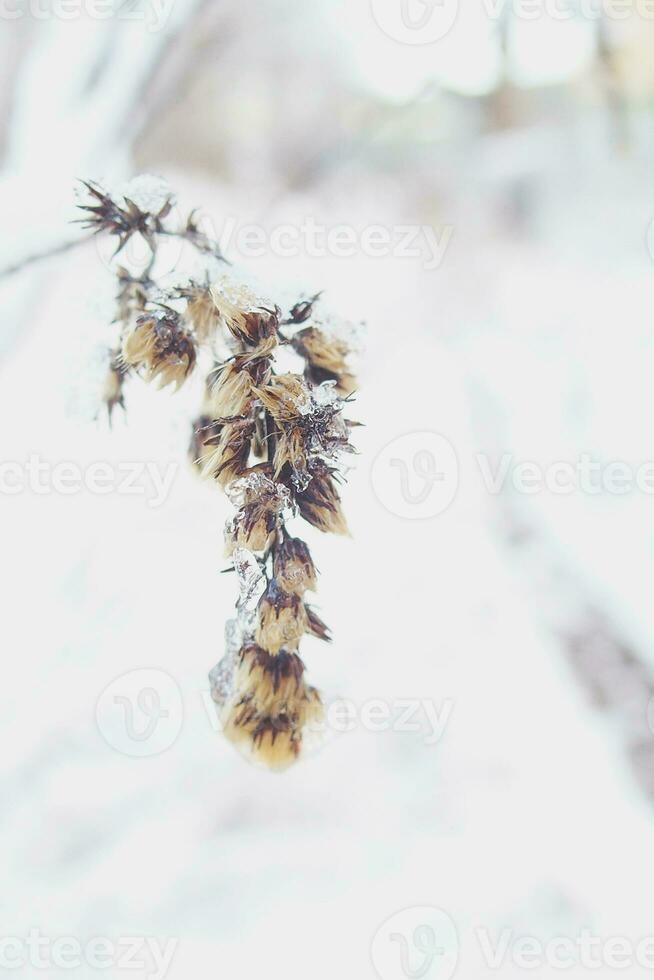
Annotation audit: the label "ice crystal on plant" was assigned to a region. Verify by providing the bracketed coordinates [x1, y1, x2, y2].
[116, 174, 173, 214]
[232, 547, 267, 615]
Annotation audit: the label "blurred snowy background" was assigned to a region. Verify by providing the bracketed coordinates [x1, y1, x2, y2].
[3, 0, 654, 977]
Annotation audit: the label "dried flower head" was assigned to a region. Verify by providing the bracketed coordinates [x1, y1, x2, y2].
[296, 460, 349, 535]
[206, 362, 254, 419]
[205, 346, 274, 421]
[201, 416, 255, 487]
[255, 579, 309, 654]
[210, 279, 280, 348]
[177, 280, 220, 342]
[293, 325, 357, 395]
[235, 643, 304, 711]
[122, 309, 196, 389]
[220, 643, 323, 769]
[273, 537, 317, 596]
[253, 374, 310, 423]
[224, 498, 280, 555]
[222, 470, 291, 554]
[77, 180, 172, 255]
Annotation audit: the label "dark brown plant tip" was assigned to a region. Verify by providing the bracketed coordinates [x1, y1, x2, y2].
[77, 179, 173, 255]
[305, 606, 332, 643]
[287, 292, 323, 324]
[179, 210, 226, 261]
[188, 415, 221, 471]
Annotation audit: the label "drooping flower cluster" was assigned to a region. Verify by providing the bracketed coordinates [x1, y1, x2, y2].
[78, 178, 360, 770]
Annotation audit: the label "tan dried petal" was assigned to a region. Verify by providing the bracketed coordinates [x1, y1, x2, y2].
[182, 284, 220, 341]
[253, 374, 310, 423]
[188, 416, 220, 471]
[201, 418, 254, 487]
[272, 427, 306, 480]
[206, 363, 253, 419]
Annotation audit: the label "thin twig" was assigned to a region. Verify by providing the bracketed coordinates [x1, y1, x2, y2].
[0, 234, 94, 281]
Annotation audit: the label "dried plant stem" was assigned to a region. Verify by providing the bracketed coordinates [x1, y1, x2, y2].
[0, 233, 94, 280]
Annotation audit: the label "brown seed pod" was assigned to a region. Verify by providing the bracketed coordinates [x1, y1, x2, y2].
[253, 374, 310, 423]
[273, 537, 317, 596]
[178, 281, 220, 341]
[293, 326, 356, 395]
[224, 498, 279, 556]
[221, 643, 324, 770]
[255, 579, 309, 654]
[295, 460, 349, 535]
[201, 416, 255, 488]
[122, 309, 196, 389]
[210, 282, 280, 348]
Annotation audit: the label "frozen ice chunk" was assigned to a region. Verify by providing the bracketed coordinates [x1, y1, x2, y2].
[232, 547, 266, 611]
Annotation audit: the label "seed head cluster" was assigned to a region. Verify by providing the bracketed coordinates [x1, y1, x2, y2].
[78, 178, 361, 770]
